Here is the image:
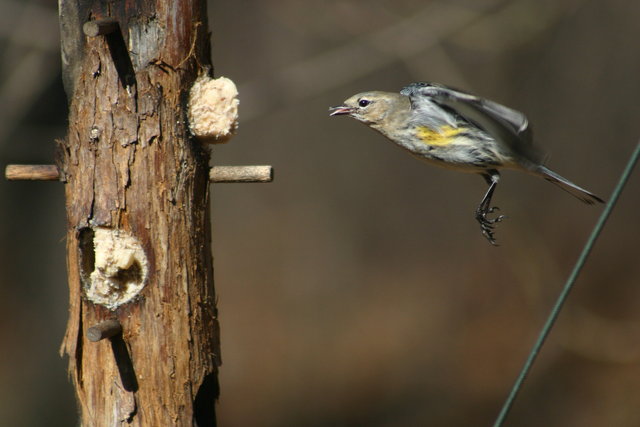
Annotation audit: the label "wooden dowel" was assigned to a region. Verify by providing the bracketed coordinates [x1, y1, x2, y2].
[87, 319, 123, 342]
[83, 19, 119, 37]
[4, 164, 59, 181]
[209, 165, 273, 183]
[5, 164, 273, 183]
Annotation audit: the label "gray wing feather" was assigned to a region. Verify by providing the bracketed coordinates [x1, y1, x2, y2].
[401, 82, 543, 165]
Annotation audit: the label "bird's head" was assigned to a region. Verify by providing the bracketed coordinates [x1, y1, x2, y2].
[329, 91, 408, 126]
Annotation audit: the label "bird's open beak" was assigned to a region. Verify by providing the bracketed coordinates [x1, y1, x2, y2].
[329, 105, 353, 116]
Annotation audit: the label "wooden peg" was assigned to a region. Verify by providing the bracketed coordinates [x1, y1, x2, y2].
[87, 319, 123, 342]
[83, 19, 119, 37]
[209, 165, 273, 183]
[4, 164, 58, 181]
[5, 164, 274, 183]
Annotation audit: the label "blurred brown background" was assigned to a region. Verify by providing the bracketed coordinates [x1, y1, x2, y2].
[1, 0, 639, 425]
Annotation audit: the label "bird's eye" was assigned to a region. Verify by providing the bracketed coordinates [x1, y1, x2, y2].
[358, 99, 371, 107]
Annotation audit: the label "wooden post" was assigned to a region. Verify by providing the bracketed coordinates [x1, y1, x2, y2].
[57, 1, 220, 425]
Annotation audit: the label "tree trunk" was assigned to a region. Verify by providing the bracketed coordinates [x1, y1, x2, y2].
[57, 1, 220, 425]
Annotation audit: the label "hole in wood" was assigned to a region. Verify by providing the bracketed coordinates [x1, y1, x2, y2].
[78, 227, 96, 285]
[79, 227, 148, 309]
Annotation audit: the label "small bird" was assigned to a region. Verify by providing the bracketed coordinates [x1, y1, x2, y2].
[329, 82, 604, 245]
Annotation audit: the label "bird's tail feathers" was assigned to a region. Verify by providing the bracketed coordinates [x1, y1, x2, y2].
[537, 166, 604, 205]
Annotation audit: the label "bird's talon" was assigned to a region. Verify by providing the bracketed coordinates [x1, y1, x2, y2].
[476, 206, 507, 245]
[480, 226, 498, 246]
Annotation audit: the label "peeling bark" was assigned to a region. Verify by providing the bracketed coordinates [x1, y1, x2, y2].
[57, 1, 219, 425]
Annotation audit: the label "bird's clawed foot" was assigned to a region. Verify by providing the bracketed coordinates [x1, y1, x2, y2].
[475, 206, 506, 245]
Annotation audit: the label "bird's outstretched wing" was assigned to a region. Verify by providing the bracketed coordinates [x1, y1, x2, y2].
[401, 82, 543, 165]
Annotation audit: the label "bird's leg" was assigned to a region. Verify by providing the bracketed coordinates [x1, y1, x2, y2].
[475, 170, 506, 245]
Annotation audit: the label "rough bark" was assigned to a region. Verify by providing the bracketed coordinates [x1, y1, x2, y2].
[57, 1, 220, 425]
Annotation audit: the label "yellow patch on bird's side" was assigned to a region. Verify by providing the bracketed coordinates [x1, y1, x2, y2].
[415, 125, 463, 146]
